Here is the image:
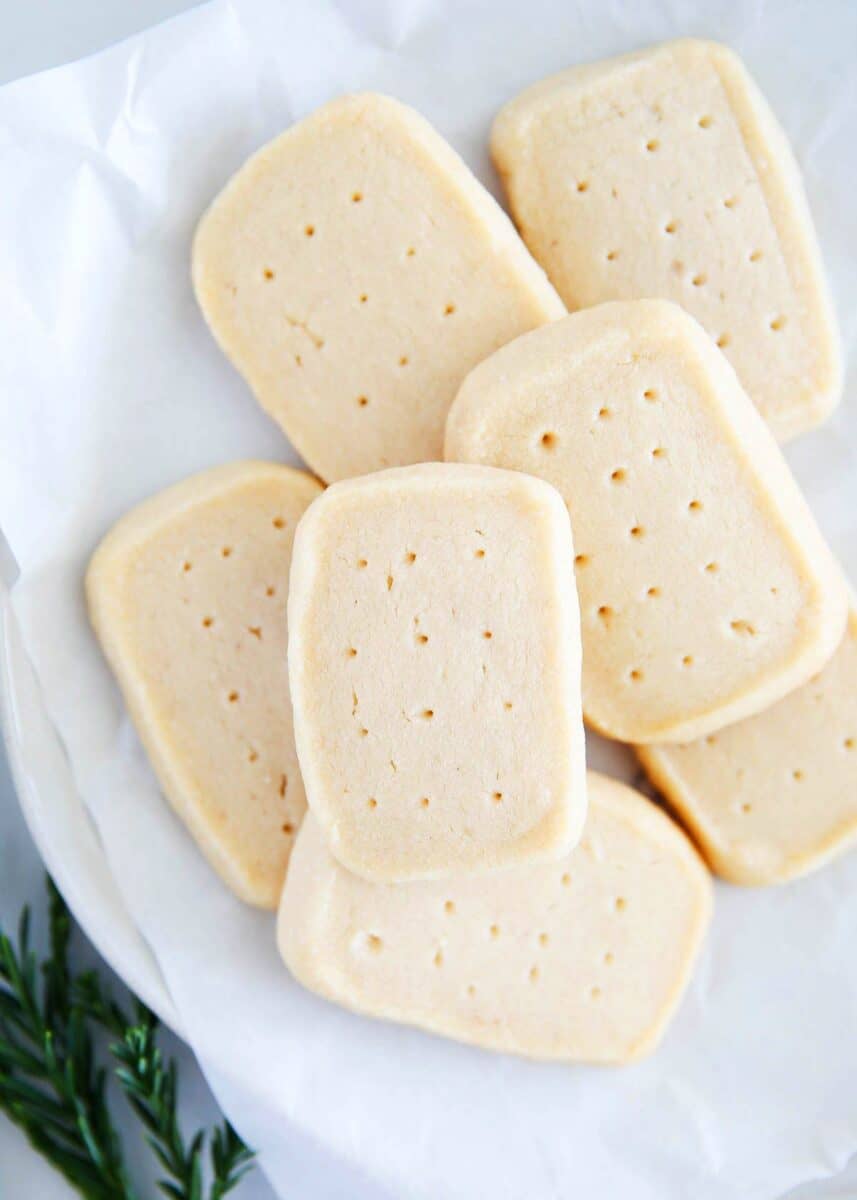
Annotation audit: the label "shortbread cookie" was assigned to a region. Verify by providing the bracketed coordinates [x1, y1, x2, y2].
[491, 39, 841, 441]
[87, 462, 322, 908]
[192, 93, 564, 483]
[639, 604, 857, 885]
[287, 463, 584, 882]
[446, 301, 846, 744]
[279, 772, 711, 1064]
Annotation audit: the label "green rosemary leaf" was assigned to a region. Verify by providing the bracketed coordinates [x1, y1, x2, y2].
[0, 877, 256, 1200]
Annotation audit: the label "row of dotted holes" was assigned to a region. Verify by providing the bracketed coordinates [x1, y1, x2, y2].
[351, 544, 503, 741]
[262, 238, 416, 276]
[586, 504, 703, 545]
[586, 180, 785, 340]
[738, 770, 809, 817]
[349, 628, 494, 655]
[649, 113, 712, 151]
[185, 537, 281, 699]
[363, 887, 625, 983]
[351, 296, 454, 316]
[430, 896, 627, 988]
[351, 320, 451, 410]
[278, 770, 293, 835]
[673, 259, 786, 332]
[355, 627, 490, 653]
[354, 545, 486, 577]
[591, 575, 754, 680]
[661, 222, 767, 267]
[363, 787, 505, 812]
[574, 112, 717, 198]
[355, 697, 513, 741]
[575, 139, 758, 234]
[178, 543, 292, 832]
[594, 618, 757, 683]
[345, 355, 413, 401]
[561, 410, 716, 583]
[180, 519, 287, 575]
[200, 617, 265, 640]
[540, 387, 661, 447]
[578, 557, 719, 578]
[363, 884, 626, 948]
[706, 728, 856, 813]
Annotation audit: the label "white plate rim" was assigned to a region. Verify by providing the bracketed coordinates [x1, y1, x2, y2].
[1, 579, 183, 1036]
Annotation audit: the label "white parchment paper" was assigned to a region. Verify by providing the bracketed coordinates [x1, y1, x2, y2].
[1, 2, 856, 1197]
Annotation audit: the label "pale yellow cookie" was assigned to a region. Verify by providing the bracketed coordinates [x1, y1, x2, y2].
[193, 93, 563, 483]
[287, 463, 584, 882]
[87, 462, 322, 908]
[491, 39, 841, 440]
[279, 772, 711, 1064]
[446, 301, 847, 744]
[638, 604, 857, 885]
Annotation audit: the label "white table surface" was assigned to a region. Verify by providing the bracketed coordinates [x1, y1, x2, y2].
[0, 3, 855, 1198]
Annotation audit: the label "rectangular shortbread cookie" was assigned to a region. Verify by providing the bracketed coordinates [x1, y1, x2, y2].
[446, 300, 847, 744]
[287, 463, 585, 882]
[279, 773, 711, 1064]
[639, 605, 857, 885]
[192, 93, 564, 483]
[491, 39, 841, 441]
[87, 462, 322, 908]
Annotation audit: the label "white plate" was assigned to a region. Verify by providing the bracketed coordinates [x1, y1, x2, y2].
[0, 576, 181, 1035]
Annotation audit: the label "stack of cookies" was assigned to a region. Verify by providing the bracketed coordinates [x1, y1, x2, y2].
[87, 39, 853, 1064]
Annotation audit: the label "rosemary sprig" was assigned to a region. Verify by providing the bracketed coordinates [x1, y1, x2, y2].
[0, 877, 254, 1199]
[111, 1016, 253, 1200]
[0, 883, 132, 1198]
